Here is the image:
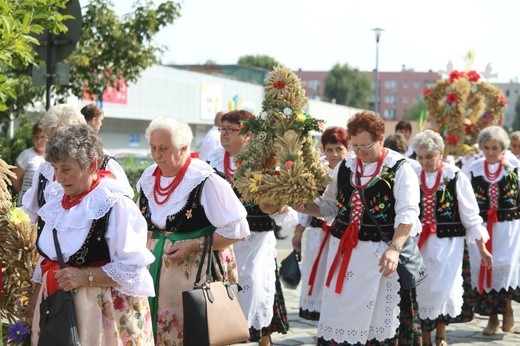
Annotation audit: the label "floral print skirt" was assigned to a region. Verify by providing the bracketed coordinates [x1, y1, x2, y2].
[31, 285, 154, 346]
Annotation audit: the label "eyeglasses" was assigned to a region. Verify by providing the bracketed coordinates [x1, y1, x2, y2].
[349, 141, 376, 152]
[218, 127, 241, 134]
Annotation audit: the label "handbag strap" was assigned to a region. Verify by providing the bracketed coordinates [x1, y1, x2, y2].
[355, 175, 390, 244]
[52, 228, 66, 269]
[193, 233, 227, 286]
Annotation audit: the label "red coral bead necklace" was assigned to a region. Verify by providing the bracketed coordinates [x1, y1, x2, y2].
[62, 175, 101, 210]
[153, 157, 191, 205]
[420, 162, 444, 195]
[223, 151, 235, 183]
[484, 156, 503, 181]
[354, 149, 388, 188]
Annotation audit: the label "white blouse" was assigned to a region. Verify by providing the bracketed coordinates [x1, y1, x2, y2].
[136, 158, 250, 240]
[32, 177, 155, 297]
[316, 149, 422, 236]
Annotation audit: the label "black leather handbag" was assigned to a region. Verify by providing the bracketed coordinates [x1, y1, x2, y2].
[38, 229, 81, 346]
[356, 182, 427, 290]
[279, 250, 302, 289]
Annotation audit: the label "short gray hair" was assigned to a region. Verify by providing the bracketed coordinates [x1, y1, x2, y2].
[477, 125, 510, 150]
[510, 131, 520, 142]
[145, 116, 193, 150]
[40, 104, 86, 136]
[412, 129, 445, 153]
[46, 124, 104, 170]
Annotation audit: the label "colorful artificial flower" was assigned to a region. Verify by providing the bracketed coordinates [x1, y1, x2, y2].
[259, 111, 267, 120]
[500, 94, 507, 106]
[466, 70, 480, 82]
[295, 113, 306, 123]
[284, 160, 295, 169]
[7, 321, 29, 343]
[446, 135, 459, 145]
[449, 70, 464, 83]
[248, 173, 263, 193]
[446, 92, 459, 105]
[423, 87, 431, 97]
[8, 207, 29, 225]
[273, 81, 285, 89]
[283, 107, 293, 116]
[483, 113, 494, 123]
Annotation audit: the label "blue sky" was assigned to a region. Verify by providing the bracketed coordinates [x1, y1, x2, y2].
[90, 0, 519, 82]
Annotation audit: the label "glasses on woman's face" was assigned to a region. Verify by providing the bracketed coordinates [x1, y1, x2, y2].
[218, 127, 241, 135]
[349, 141, 376, 152]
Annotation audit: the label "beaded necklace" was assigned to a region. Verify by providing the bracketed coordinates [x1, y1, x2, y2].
[223, 151, 235, 183]
[484, 156, 503, 181]
[354, 149, 387, 188]
[153, 157, 191, 205]
[420, 162, 444, 195]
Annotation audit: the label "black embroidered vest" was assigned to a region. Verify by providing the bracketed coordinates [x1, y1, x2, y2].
[470, 168, 520, 222]
[37, 208, 112, 266]
[419, 171, 465, 238]
[331, 159, 405, 241]
[139, 178, 213, 233]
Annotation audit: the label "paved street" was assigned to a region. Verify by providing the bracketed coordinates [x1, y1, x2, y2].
[264, 238, 520, 346]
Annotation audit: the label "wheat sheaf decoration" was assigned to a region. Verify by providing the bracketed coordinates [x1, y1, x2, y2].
[233, 65, 331, 206]
[0, 157, 38, 343]
[423, 69, 507, 157]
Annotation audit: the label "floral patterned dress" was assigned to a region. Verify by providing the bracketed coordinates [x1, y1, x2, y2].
[137, 159, 249, 345]
[31, 177, 155, 345]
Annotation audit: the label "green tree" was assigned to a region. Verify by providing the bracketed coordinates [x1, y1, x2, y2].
[60, 0, 181, 101]
[402, 100, 425, 121]
[513, 93, 520, 131]
[238, 55, 280, 70]
[324, 63, 371, 108]
[0, 0, 69, 111]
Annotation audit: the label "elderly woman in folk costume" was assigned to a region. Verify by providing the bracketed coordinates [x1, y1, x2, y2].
[22, 104, 133, 224]
[206, 110, 296, 346]
[412, 130, 492, 346]
[462, 125, 520, 336]
[30, 124, 155, 345]
[291, 126, 349, 321]
[136, 116, 250, 345]
[295, 111, 423, 346]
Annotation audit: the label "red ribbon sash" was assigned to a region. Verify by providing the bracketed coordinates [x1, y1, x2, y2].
[478, 207, 497, 294]
[326, 222, 359, 294]
[418, 223, 436, 250]
[307, 222, 331, 295]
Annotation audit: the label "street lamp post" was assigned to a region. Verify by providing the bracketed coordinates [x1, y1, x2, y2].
[372, 28, 384, 115]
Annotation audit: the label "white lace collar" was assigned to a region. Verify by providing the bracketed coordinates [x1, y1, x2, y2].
[39, 161, 54, 181]
[138, 158, 214, 204]
[206, 147, 226, 171]
[38, 178, 127, 232]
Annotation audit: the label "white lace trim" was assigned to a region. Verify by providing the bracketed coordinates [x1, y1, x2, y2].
[38, 178, 127, 231]
[137, 159, 214, 204]
[215, 218, 248, 239]
[103, 264, 155, 297]
[206, 147, 226, 172]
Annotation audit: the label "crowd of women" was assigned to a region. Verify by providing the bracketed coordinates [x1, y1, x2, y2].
[17, 104, 519, 346]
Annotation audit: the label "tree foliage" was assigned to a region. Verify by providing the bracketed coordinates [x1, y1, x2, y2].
[0, 0, 69, 111]
[238, 55, 280, 70]
[514, 93, 520, 131]
[323, 63, 371, 108]
[60, 0, 181, 100]
[402, 99, 425, 121]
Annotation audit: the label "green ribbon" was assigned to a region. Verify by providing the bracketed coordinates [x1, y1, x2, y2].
[149, 226, 215, 340]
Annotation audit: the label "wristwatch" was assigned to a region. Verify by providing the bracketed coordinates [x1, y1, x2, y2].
[87, 268, 94, 286]
[388, 241, 402, 253]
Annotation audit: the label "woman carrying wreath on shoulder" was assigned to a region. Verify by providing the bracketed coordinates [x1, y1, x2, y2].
[294, 111, 423, 345]
[461, 125, 520, 336]
[29, 124, 156, 345]
[412, 130, 492, 346]
[137, 116, 250, 345]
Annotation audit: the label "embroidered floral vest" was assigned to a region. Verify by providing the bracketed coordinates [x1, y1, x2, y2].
[471, 168, 520, 222]
[37, 208, 112, 266]
[139, 178, 213, 233]
[331, 159, 404, 241]
[420, 172, 465, 238]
